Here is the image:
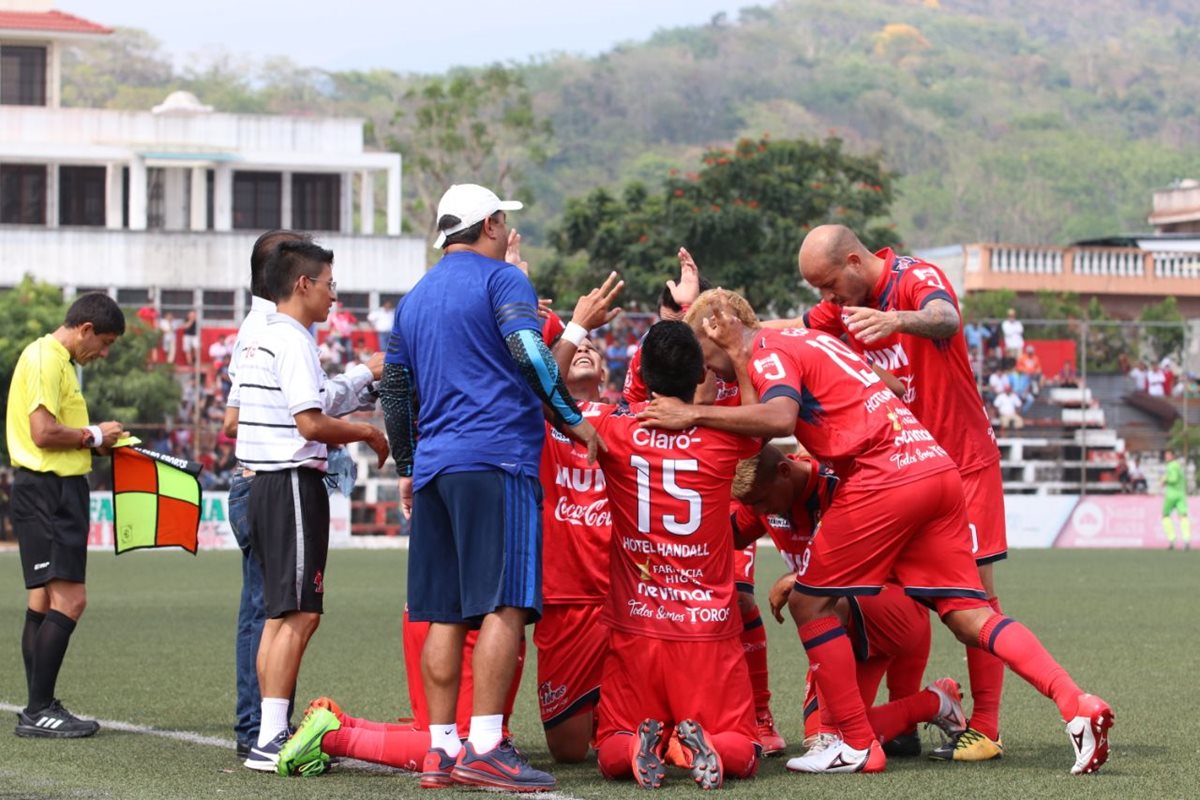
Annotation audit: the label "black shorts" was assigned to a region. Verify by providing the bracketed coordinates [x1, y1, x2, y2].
[248, 468, 329, 618]
[12, 469, 90, 588]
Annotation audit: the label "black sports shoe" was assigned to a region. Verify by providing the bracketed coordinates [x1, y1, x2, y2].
[882, 732, 921, 758]
[15, 700, 100, 739]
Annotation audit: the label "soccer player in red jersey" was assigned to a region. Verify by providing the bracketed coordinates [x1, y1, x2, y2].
[793, 224, 1011, 760]
[536, 335, 613, 762]
[588, 320, 761, 789]
[640, 289, 1113, 776]
[732, 445, 963, 755]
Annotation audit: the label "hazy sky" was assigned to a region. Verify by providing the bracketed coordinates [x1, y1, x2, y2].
[64, 1, 750, 73]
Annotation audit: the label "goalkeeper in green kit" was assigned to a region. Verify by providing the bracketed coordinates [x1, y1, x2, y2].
[1162, 449, 1190, 551]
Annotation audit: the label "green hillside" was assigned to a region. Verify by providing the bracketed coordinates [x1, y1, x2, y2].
[62, 0, 1200, 250]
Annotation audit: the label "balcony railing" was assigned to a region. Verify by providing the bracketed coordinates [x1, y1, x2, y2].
[964, 243, 1200, 296]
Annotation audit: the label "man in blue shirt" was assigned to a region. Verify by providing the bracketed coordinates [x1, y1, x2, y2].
[381, 183, 602, 792]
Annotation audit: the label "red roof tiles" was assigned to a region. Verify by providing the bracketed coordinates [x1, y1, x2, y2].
[0, 10, 111, 36]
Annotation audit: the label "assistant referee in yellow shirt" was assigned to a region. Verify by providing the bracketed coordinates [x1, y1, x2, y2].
[6, 293, 125, 739]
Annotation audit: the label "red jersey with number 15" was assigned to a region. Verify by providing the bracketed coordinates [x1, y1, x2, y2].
[747, 327, 955, 489]
[590, 402, 759, 642]
[803, 250, 999, 474]
[540, 404, 611, 603]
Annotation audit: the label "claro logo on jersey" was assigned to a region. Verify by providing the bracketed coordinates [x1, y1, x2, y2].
[632, 427, 701, 450]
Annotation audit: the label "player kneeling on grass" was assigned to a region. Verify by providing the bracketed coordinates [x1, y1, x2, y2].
[587, 321, 762, 789]
[732, 444, 966, 757]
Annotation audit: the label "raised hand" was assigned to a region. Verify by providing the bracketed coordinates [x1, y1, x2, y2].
[506, 229, 529, 276]
[570, 271, 625, 331]
[666, 247, 702, 308]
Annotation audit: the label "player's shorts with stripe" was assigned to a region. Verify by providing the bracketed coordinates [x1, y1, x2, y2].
[408, 469, 544, 624]
[793, 469, 988, 616]
[534, 603, 608, 730]
[962, 461, 1007, 565]
[733, 541, 757, 594]
[12, 469, 89, 588]
[596, 630, 757, 746]
[249, 467, 329, 618]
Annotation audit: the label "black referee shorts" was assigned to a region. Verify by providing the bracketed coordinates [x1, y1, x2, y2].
[248, 468, 329, 618]
[12, 469, 90, 589]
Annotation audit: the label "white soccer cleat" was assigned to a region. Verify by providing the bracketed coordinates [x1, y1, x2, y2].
[1066, 694, 1114, 775]
[785, 736, 885, 774]
[928, 677, 967, 736]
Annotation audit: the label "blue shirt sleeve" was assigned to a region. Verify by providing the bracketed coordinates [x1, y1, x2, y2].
[384, 297, 409, 366]
[489, 265, 541, 339]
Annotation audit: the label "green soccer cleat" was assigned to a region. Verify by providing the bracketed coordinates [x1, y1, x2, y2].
[277, 707, 340, 777]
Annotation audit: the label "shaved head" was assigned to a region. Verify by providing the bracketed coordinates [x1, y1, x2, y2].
[797, 224, 880, 307]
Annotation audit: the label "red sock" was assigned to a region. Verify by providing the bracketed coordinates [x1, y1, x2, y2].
[323, 723, 430, 770]
[597, 733, 635, 780]
[711, 731, 758, 779]
[867, 689, 939, 743]
[980, 615, 1082, 720]
[740, 605, 771, 712]
[799, 616, 874, 748]
[966, 597, 1005, 739]
[337, 713, 397, 732]
[802, 667, 821, 740]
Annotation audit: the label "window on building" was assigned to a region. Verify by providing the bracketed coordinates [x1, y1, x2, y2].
[233, 171, 281, 229]
[146, 167, 165, 229]
[292, 173, 341, 231]
[337, 292, 370, 316]
[0, 164, 46, 224]
[160, 289, 196, 314]
[117, 288, 152, 307]
[0, 45, 47, 106]
[59, 166, 106, 226]
[202, 290, 236, 321]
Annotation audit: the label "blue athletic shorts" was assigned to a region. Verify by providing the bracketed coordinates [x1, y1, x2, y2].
[408, 469, 544, 624]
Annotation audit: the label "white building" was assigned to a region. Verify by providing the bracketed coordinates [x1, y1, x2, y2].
[0, 0, 425, 321]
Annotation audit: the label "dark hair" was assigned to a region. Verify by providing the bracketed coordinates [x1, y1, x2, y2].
[251, 229, 311, 300]
[64, 292, 125, 336]
[658, 275, 713, 314]
[266, 240, 335, 302]
[439, 211, 500, 248]
[639, 320, 705, 403]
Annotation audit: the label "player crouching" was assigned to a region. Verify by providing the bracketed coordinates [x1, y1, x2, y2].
[587, 322, 762, 788]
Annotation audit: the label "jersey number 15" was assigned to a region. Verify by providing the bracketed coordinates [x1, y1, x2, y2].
[630, 456, 701, 536]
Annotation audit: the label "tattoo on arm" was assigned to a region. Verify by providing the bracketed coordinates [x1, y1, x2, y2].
[898, 299, 960, 340]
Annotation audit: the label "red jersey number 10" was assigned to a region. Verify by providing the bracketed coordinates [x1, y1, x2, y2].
[630, 455, 702, 536]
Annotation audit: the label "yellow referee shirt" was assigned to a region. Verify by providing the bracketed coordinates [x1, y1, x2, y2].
[6, 334, 92, 477]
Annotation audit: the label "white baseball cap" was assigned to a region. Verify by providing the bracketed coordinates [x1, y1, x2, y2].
[433, 183, 523, 248]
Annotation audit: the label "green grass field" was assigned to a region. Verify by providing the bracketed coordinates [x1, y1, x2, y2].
[0, 547, 1194, 799]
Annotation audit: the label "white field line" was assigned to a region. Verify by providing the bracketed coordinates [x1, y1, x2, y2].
[0, 702, 588, 796]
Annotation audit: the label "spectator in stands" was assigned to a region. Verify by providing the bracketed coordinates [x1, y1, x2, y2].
[160, 312, 179, 366]
[368, 300, 394, 353]
[993, 385, 1025, 429]
[1001, 308, 1024, 359]
[986, 366, 1008, 402]
[182, 310, 199, 366]
[1146, 362, 1167, 397]
[1017, 345, 1043, 395]
[964, 320, 987, 377]
[1128, 360, 1148, 393]
[1160, 358, 1176, 397]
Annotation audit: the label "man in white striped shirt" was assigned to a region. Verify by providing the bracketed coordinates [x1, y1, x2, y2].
[235, 240, 388, 772]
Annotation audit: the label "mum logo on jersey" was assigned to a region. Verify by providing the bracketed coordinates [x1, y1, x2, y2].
[863, 342, 910, 372]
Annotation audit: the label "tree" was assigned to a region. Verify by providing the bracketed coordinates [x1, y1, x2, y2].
[0, 278, 181, 462]
[545, 136, 900, 316]
[385, 65, 553, 243]
[1138, 296, 1185, 362]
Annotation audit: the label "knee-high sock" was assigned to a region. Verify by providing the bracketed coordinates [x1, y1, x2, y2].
[867, 690, 939, 743]
[322, 723, 430, 770]
[802, 667, 821, 740]
[799, 616, 874, 749]
[21, 609, 44, 697]
[597, 733, 635, 780]
[1164, 516, 1177, 543]
[1181, 516, 1191, 543]
[980, 615, 1082, 720]
[337, 711, 396, 732]
[966, 596, 1005, 739]
[27, 610, 75, 713]
[740, 606, 770, 713]
[711, 731, 758, 779]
